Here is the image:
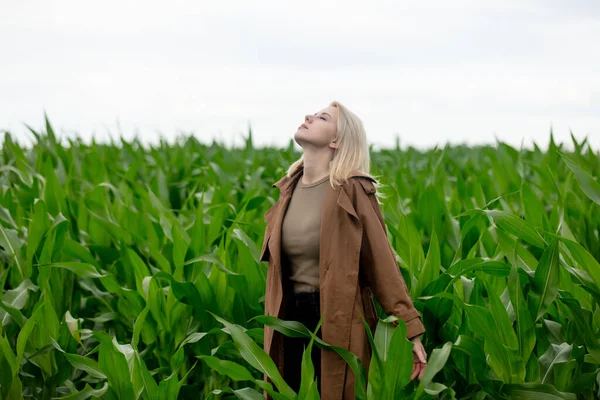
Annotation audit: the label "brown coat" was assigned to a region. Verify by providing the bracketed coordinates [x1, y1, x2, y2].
[260, 165, 426, 400]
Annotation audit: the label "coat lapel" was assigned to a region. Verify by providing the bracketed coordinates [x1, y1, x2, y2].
[262, 167, 372, 268]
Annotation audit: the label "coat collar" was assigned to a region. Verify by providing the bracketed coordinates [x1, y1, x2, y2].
[272, 165, 375, 194]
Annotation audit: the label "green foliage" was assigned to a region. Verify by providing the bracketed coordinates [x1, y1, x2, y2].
[1, 123, 599, 399]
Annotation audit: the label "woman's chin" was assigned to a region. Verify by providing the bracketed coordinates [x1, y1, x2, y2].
[293, 133, 308, 144]
[294, 134, 328, 150]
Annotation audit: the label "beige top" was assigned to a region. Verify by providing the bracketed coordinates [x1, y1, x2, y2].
[281, 173, 330, 293]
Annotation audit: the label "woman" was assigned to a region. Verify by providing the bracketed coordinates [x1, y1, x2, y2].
[260, 100, 427, 400]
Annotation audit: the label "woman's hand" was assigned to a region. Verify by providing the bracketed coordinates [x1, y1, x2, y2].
[410, 336, 427, 381]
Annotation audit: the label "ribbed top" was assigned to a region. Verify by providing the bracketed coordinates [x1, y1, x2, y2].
[297, 174, 330, 188]
[281, 173, 330, 293]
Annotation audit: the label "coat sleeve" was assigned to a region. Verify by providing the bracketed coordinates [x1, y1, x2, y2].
[355, 181, 426, 340]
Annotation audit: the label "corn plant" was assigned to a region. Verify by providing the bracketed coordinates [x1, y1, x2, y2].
[0, 117, 599, 399]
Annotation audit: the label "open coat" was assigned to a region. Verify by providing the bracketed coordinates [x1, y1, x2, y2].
[260, 166, 426, 400]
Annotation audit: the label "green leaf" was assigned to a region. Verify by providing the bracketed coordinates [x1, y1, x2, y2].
[16, 297, 45, 365]
[42, 156, 67, 216]
[36, 262, 107, 279]
[359, 312, 383, 400]
[251, 314, 368, 399]
[414, 342, 453, 400]
[415, 223, 441, 297]
[481, 278, 519, 350]
[132, 350, 159, 400]
[183, 254, 240, 276]
[527, 239, 560, 322]
[231, 227, 260, 264]
[432, 292, 521, 383]
[298, 317, 323, 399]
[210, 312, 296, 398]
[484, 209, 546, 248]
[0, 279, 38, 327]
[0, 226, 24, 277]
[380, 318, 414, 398]
[0, 335, 18, 377]
[232, 387, 267, 400]
[539, 342, 572, 384]
[559, 151, 600, 206]
[177, 328, 222, 350]
[153, 271, 208, 324]
[508, 261, 535, 362]
[94, 331, 136, 399]
[557, 297, 600, 363]
[555, 235, 600, 292]
[50, 338, 106, 379]
[49, 382, 109, 400]
[197, 355, 255, 381]
[502, 382, 577, 399]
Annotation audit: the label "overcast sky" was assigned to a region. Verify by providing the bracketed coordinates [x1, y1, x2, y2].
[2, 1, 599, 151]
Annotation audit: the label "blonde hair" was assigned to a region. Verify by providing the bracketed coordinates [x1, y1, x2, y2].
[286, 100, 386, 199]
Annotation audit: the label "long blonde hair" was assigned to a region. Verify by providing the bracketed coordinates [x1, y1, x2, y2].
[286, 100, 385, 198]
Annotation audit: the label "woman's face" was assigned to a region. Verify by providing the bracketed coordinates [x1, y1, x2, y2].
[294, 105, 339, 150]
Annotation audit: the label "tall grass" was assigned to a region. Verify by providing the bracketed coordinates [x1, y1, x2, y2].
[0, 117, 599, 399]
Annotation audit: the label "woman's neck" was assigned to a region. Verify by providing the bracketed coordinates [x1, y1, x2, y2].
[301, 152, 332, 185]
[301, 160, 329, 185]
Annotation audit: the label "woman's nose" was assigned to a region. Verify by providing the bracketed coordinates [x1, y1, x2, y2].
[305, 115, 312, 123]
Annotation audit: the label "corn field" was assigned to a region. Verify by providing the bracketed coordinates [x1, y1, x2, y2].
[1, 116, 600, 399]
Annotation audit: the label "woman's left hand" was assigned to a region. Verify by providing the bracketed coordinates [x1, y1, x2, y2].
[410, 336, 427, 381]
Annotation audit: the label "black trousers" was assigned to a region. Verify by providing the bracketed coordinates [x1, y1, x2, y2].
[283, 290, 322, 394]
